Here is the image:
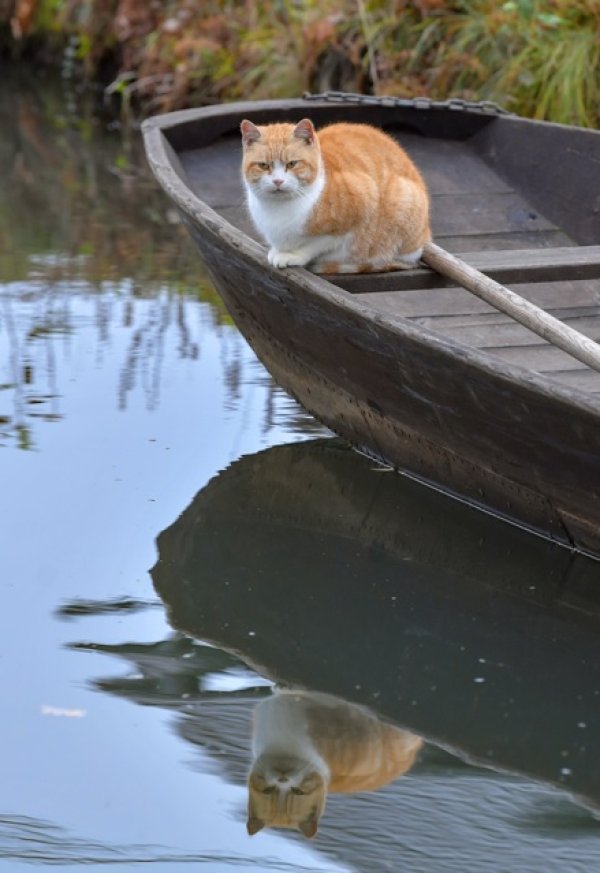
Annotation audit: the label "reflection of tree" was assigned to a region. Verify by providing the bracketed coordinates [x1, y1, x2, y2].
[0, 290, 65, 449]
[1, 294, 30, 449]
[0, 69, 329, 446]
[117, 291, 172, 412]
[70, 633, 271, 709]
[1, 71, 194, 289]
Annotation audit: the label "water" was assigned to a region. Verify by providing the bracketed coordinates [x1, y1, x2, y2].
[1, 69, 599, 872]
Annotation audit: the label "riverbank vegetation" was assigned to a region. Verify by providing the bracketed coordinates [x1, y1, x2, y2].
[2, 0, 599, 127]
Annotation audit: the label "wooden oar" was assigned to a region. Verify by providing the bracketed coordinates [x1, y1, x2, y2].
[421, 242, 600, 374]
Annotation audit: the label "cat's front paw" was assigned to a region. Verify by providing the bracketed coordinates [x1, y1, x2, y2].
[268, 249, 308, 269]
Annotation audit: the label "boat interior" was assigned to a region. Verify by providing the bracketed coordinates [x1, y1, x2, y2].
[175, 112, 600, 396]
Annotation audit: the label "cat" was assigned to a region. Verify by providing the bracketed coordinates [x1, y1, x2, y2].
[246, 688, 422, 838]
[240, 117, 431, 274]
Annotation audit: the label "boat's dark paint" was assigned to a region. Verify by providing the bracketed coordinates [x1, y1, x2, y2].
[142, 99, 600, 557]
[151, 439, 600, 810]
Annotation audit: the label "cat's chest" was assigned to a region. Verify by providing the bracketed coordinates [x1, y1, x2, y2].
[247, 194, 314, 247]
[252, 695, 311, 754]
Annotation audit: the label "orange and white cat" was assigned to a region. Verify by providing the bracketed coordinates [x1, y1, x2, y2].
[241, 117, 431, 274]
[247, 689, 422, 838]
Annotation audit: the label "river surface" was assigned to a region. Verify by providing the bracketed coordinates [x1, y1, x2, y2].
[1, 69, 599, 872]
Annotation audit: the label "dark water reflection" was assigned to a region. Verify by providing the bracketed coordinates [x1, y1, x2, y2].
[67, 440, 600, 871]
[1, 68, 600, 872]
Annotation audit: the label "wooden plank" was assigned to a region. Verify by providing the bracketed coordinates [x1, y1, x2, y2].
[412, 305, 600, 331]
[429, 314, 600, 350]
[478, 342, 599, 373]
[360, 274, 600, 390]
[472, 117, 600, 245]
[392, 134, 514, 196]
[357, 279, 600, 319]
[459, 246, 600, 276]
[437, 230, 574, 253]
[430, 191, 556, 237]
[337, 247, 600, 293]
[550, 369, 600, 393]
[422, 242, 600, 373]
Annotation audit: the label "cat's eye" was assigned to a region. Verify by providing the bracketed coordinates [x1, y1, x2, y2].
[257, 162, 270, 170]
[261, 786, 276, 795]
[286, 160, 298, 169]
[290, 787, 306, 796]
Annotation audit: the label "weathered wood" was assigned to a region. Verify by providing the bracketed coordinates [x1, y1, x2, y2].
[435, 314, 600, 351]
[472, 116, 600, 245]
[143, 98, 600, 557]
[396, 134, 514, 195]
[548, 369, 600, 393]
[476, 343, 600, 374]
[358, 280, 600, 321]
[436, 230, 574, 252]
[422, 242, 600, 372]
[340, 247, 600, 293]
[431, 192, 556, 236]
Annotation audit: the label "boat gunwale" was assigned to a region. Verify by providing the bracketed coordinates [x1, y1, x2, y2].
[142, 100, 600, 418]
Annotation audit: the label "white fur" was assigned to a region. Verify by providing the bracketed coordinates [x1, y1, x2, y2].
[311, 247, 424, 274]
[252, 690, 329, 779]
[244, 165, 346, 268]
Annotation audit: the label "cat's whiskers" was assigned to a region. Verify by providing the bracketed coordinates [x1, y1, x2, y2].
[291, 186, 315, 202]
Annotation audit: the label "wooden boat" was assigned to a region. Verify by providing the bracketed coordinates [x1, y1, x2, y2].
[151, 438, 600, 811]
[142, 93, 600, 557]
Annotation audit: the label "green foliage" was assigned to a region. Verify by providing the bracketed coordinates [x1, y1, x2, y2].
[433, 0, 600, 126]
[1, 0, 599, 127]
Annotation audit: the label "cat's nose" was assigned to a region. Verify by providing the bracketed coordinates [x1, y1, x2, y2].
[273, 178, 284, 188]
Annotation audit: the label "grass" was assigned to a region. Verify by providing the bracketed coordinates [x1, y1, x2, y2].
[1, 0, 599, 127]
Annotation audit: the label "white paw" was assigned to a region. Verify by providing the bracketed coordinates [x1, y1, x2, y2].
[268, 249, 308, 268]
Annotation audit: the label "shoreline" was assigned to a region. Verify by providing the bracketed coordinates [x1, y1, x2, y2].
[1, 1, 598, 127]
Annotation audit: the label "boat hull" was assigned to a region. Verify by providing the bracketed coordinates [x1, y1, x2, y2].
[142, 99, 600, 558]
[187, 220, 600, 556]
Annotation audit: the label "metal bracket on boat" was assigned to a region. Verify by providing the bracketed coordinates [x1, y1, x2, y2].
[302, 90, 511, 116]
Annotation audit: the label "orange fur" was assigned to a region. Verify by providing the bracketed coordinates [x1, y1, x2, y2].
[309, 123, 431, 261]
[241, 118, 431, 273]
[247, 690, 422, 838]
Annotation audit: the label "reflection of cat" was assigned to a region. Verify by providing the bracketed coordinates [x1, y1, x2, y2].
[247, 689, 422, 838]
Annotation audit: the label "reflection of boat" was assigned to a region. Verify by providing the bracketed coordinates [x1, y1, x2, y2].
[143, 96, 600, 556]
[151, 438, 600, 810]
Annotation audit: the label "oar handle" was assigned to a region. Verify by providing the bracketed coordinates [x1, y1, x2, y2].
[421, 242, 600, 374]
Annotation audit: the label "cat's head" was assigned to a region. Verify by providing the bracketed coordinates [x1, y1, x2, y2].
[240, 119, 322, 200]
[246, 754, 328, 839]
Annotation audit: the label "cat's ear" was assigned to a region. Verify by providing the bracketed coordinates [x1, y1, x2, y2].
[241, 120, 261, 146]
[246, 816, 265, 836]
[293, 118, 316, 145]
[298, 816, 319, 839]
